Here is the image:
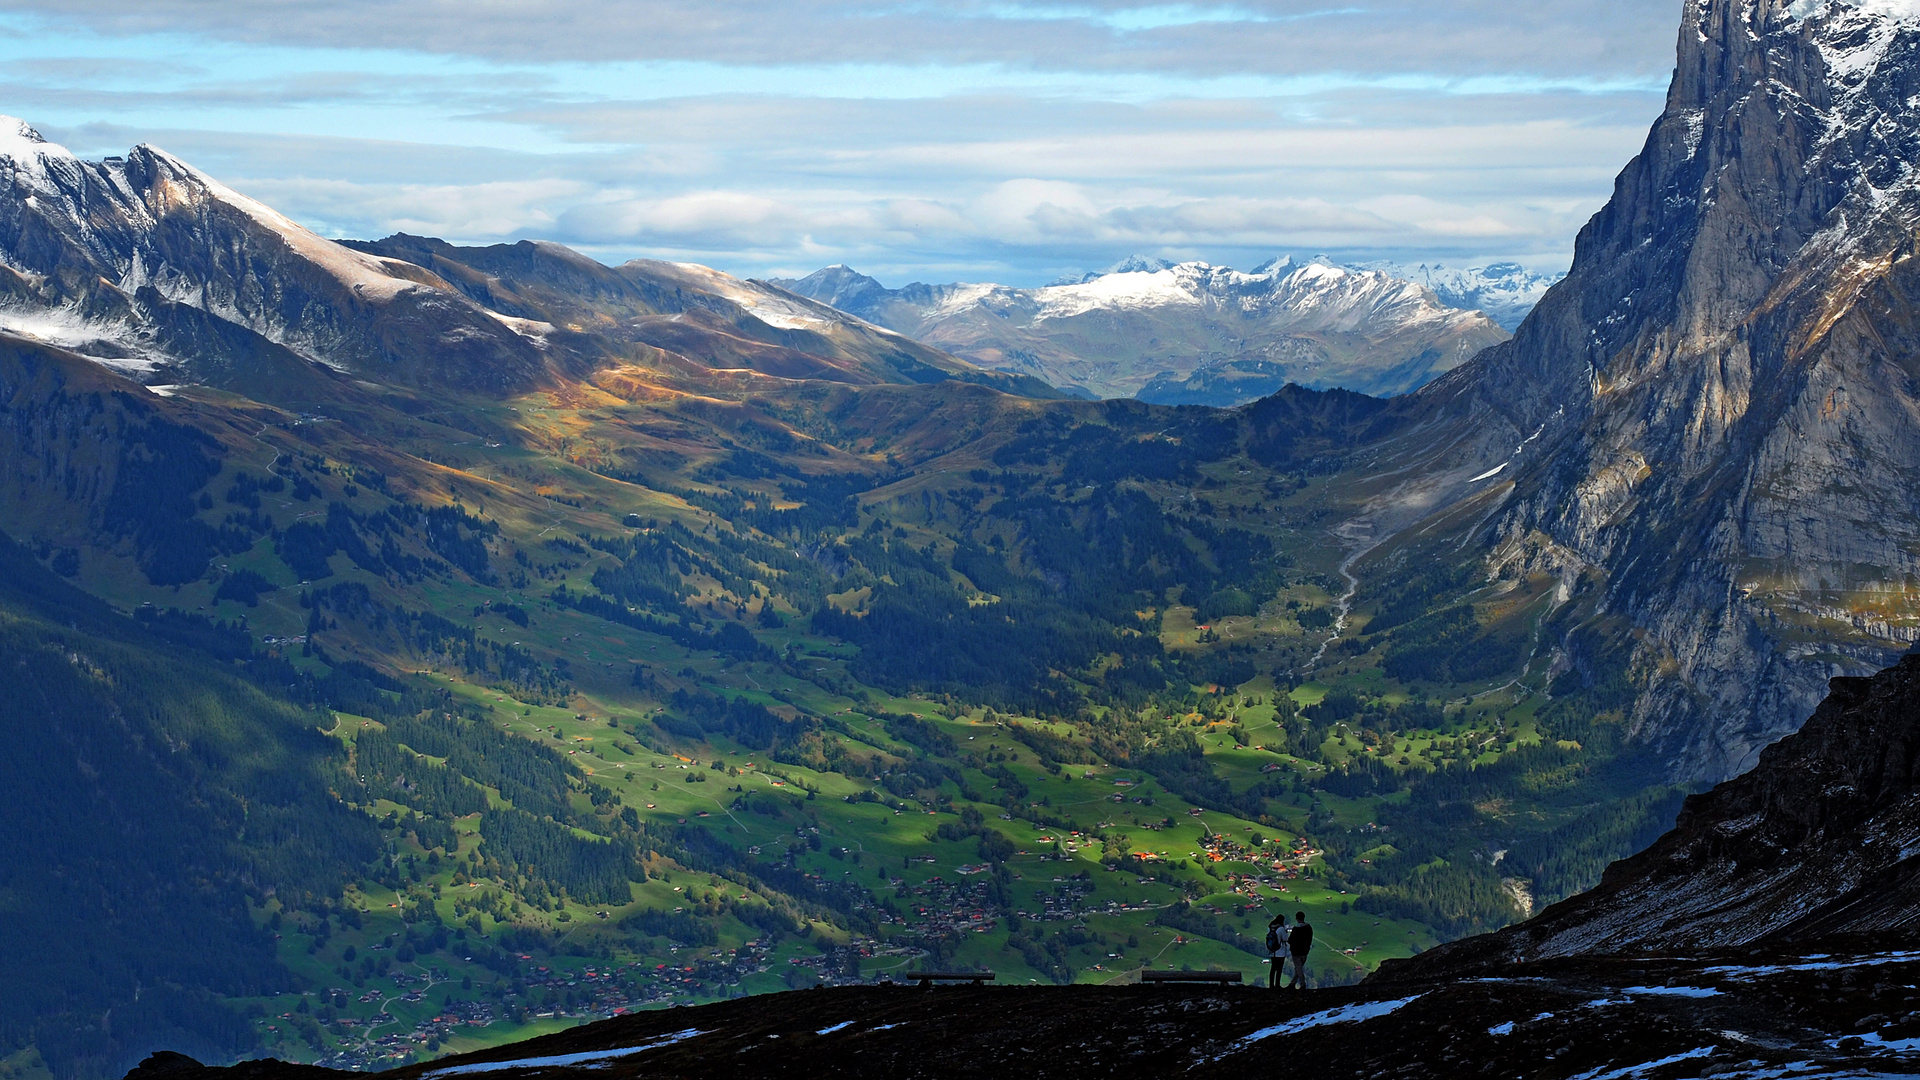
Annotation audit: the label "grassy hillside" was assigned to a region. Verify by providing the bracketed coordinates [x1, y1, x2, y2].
[0, 340, 1690, 1077]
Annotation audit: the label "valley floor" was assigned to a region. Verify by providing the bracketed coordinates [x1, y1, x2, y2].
[139, 950, 1920, 1080]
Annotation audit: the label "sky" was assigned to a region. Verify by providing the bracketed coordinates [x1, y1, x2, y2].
[3, 1, 1681, 287]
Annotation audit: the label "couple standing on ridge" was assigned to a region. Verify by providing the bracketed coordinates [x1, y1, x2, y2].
[1266, 911, 1313, 990]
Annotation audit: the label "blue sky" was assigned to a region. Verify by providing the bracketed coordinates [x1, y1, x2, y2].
[3, 1, 1678, 286]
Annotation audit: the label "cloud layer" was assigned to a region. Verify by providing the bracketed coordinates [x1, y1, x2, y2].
[6, 1, 1679, 285]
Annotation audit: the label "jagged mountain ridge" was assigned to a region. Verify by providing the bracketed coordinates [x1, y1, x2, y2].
[1351, 0, 1920, 780]
[0, 121, 1043, 404]
[1352, 259, 1561, 331]
[1043, 255, 1560, 331]
[775, 257, 1509, 402]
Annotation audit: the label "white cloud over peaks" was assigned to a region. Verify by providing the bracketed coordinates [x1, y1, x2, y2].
[974, 179, 1102, 239]
[7, 1, 1679, 284]
[235, 177, 590, 241]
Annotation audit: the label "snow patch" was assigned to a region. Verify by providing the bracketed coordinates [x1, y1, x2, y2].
[1622, 984, 1722, 998]
[670, 262, 836, 331]
[1034, 269, 1203, 319]
[1701, 950, 1920, 977]
[816, 1021, 854, 1035]
[1233, 995, 1423, 1046]
[1568, 1046, 1716, 1080]
[1487, 1021, 1516, 1036]
[1469, 463, 1509, 483]
[0, 305, 167, 374]
[1834, 1031, 1920, 1051]
[486, 310, 555, 339]
[421, 1029, 705, 1076]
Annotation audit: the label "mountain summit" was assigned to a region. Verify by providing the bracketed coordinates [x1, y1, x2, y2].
[0, 119, 549, 393]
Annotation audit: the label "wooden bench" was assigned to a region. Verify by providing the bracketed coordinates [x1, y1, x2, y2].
[1140, 970, 1243, 985]
[901, 971, 996, 988]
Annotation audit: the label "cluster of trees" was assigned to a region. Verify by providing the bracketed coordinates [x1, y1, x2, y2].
[0, 529, 376, 1078]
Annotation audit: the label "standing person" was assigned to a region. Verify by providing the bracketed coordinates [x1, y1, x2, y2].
[1264, 914, 1290, 991]
[1287, 910, 1314, 989]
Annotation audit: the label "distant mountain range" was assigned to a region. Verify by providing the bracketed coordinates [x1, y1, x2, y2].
[774, 257, 1555, 403]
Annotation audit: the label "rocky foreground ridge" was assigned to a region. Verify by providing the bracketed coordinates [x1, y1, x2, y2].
[125, 656, 1920, 1078]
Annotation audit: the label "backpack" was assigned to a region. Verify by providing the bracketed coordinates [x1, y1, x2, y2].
[1265, 925, 1284, 954]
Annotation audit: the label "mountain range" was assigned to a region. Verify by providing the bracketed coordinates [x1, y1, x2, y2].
[774, 257, 1521, 403]
[0, 119, 1054, 404]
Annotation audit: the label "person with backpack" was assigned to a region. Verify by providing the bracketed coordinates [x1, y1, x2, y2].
[1287, 911, 1314, 989]
[1264, 914, 1290, 990]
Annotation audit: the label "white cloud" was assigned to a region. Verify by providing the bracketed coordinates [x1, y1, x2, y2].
[6, 1, 1681, 284]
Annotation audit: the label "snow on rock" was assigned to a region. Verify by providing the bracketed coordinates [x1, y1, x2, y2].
[1033, 268, 1207, 319]
[1024, 259, 1471, 330]
[157, 154, 422, 302]
[1355, 259, 1563, 331]
[0, 119, 549, 392]
[668, 262, 835, 331]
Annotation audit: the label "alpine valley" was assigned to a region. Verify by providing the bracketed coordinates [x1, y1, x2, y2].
[8, 0, 1920, 1077]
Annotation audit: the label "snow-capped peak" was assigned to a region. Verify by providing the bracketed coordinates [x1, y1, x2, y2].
[0, 116, 72, 160]
[1104, 254, 1177, 275]
[1785, 0, 1920, 26]
[0, 115, 81, 194]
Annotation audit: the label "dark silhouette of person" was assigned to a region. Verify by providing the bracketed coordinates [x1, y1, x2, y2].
[1288, 911, 1314, 989]
[1266, 914, 1290, 990]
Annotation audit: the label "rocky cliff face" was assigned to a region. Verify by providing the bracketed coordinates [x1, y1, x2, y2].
[778, 258, 1508, 402]
[1380, 653, 1920, 974]
[1391, 0, 1920, 780]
